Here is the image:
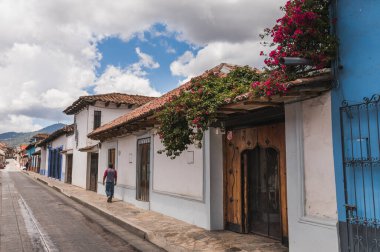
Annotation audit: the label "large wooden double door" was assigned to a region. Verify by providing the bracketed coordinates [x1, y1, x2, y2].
[224, 122, 288, 243]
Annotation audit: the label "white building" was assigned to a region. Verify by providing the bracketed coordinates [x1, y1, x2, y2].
[63, 93, 155, 190]
[38, 125, 74, 182]
[87, 64, 339, 250]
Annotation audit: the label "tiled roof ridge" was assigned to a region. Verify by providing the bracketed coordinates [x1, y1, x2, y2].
[64, 92, 156, 115]
[78, 92, 154, 99]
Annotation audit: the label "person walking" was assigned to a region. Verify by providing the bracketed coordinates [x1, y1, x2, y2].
[102, 163, 117, 203]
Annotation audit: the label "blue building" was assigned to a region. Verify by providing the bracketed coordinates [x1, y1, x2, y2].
[331, 1, 380, 251]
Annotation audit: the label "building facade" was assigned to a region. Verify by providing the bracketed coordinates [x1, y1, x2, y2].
[88, 64, 339, 250]
[63, 93, 155, 190]
[331, 1, 380, 251]
[38, 125, 74, 181]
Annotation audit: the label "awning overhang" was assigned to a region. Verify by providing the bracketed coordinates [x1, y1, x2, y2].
[78, 144, 99, 153]
[32, 150, 41, 156]
[60, 148, 73, 154]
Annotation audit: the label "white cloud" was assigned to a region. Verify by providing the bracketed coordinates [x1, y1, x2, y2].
[0, 0, 285, 133]
[129, 47, 160, 76]
[170, 41, 267, 78]
[93, 65, 161, 97]
[0, 115, 42, 133]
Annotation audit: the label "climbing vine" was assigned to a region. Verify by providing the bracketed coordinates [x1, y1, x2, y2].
[156, 66, 261, 158]
[252, 0, 337, 97]
[156, 0, 337, 158]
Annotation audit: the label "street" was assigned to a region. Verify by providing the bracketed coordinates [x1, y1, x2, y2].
[0, 160, 163, 252]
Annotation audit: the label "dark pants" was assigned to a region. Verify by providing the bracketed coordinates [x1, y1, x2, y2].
[105, 182, 114, 198]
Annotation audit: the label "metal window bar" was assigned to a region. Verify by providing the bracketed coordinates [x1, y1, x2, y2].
[340, 94, 380, 252]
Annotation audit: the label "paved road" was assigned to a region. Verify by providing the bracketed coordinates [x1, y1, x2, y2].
[0, 160, 163, 252]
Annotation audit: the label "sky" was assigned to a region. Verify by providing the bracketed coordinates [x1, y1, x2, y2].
[0, 0, 285, 133]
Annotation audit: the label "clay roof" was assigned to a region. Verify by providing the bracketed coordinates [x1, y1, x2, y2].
[64, 93, 156, 115]
[88, 65, 332, 141]
[32, 133, 49, 139]
[37, 124, 74, 147]
[88, 63, 237, 139]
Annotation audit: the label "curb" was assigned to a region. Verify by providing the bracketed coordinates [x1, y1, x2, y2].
[69, 195, 148, 239]
[37, 177, 48, 185]
[29, 173, 150, 242]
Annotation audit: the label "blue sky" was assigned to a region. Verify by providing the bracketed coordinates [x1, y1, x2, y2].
[95, 24, 201, 94]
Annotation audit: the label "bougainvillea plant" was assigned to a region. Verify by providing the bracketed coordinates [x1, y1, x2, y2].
[252, 0, 337, 97]
[156, 0, 337, 158]
[157, 66, 261, 158]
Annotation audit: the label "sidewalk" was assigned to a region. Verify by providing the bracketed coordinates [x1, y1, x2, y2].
[24, 171, 288, 252]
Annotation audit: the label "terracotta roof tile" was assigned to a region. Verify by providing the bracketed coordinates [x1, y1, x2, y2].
[37, 124, 74, 146]
[88, 63, 237, 139]
[32, 133, 49, 139]
[64, 93, 156, 115]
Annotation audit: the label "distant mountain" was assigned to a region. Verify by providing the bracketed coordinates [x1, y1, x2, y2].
[0, 123, 66, 148]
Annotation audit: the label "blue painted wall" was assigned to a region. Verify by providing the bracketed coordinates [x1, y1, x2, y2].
[47, 146, 63, 180]
[332, 0, 380, 221]
[26, 146, 35, 157]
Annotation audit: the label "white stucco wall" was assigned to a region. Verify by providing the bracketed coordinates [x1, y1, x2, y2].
[66, 134, 74, 151]
[285, 92, 339, 252]
[40, 147, 47, 175]
[150, 130, 209, 228]
[302, 94, 337, 219]
[96, 128, 224, 230]
[72, 102, 132, 189]
[72, 108, 89, 188]
[152, 134, 204, 200]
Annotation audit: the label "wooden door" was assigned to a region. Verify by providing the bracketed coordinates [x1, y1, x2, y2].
[57, 147, 62, 180]
[89, 153, 98, 192]
[66, 154, 73, 184]
[108, 148, 115, 168]
[136, 138, 150, 202]
[224, 123, 288, 243]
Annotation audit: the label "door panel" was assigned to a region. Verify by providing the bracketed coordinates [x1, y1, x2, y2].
[225, 128, 258, 232]
[89, 153, 98, 192]
[224, 123, 287, 242]
[66, 154, 73, 184]
[245, 147, 281, 239]
[136, 138, 150, 202]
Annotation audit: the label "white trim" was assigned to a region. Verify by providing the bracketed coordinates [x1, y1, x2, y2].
[298, 216, 337, 229]
[151, 189, 204, 202]
[288, 101, 339, 230]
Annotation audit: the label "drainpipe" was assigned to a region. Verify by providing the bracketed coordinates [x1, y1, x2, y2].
[279, 57, 312, 66]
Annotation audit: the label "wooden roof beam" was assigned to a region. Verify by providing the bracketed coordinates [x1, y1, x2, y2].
[243, 100, 283, 107]
[218, 108, 249, 113]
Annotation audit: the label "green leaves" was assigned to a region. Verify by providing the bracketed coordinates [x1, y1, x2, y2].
[156, 66, 260, 159]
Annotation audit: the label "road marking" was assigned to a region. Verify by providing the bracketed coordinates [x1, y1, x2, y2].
[18, 190, 58, 252]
